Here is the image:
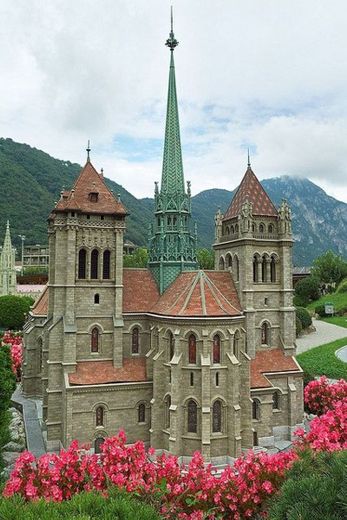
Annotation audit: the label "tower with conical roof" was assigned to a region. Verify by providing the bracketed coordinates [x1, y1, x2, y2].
[0, 221, 17, 296]
[148, 10, 198, 294]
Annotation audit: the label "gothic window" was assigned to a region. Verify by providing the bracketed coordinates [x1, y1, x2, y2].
[259, 223, 265, 233]
[187, 400, 197, 433]
[212, 400, 222, 433]
[252, 399, 261, 420]
[233, 330, 240, 357]
[230, 225, 234, 234]
[268, 224, 274, 234]
[262, 255, 267, 282]
[38, 338, 43, 373]
[188, 334, 196, 364]
[235, 223, 239, 233]
[95, 406, 104, 426]
[226, 253, 232, 269]
[235, 256, 240, 281]
[261, 322, 269, 345]
[103, 250, 110, 279]
[270, 255, 276, 282]
[132, 327, 139, 354]
[272, 391, 281, 410]
[94, 437, 105, 454]
[168, 331, 174, 360]
[219, 257, 225, 270]
[91, 327, 99, 353]
[91, 249, 99, 279]
[213, 334, 221, 364]
[138, 403, 146, 423]
[94, 293, 100, 304]
[253, 431, 258, 446]
[226, 226, 230, 235]
[190, 372, 194, 386]
[252, 223, 255, 232]
[78, 249, 86, 279]
[165, 395, 171, 429]
[253, 255, 259, 282]
[215, 372, 219, 386]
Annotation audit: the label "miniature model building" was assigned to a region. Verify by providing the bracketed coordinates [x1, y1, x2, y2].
[0, 221, 17, 296]
[23, 20, 303, 461]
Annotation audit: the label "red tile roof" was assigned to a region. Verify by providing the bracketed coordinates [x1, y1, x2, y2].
[251, 349, 302, 389]
[151, 270, 242, 317]
[53, 161, 127, 216]
[123, 269, 160, 313]
[31, 285, 48, 316]
[69, 358, 147, 385]
[224, 167, 278, 220]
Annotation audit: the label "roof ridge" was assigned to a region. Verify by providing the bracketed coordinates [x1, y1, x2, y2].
[204, 273, 241, 314]
[179, 271, 201, 314]
[199, 271, 207, 315]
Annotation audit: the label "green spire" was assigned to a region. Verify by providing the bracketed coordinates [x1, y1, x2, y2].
[161, 8, 184, 194]
[0, 220, 17, 296]
[148, 9, 198, 294]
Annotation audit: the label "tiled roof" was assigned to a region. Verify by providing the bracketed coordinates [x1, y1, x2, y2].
[68, 358, 147, 385]
[123, 269, 160, 313]
[53, 161, 127, 216]
[151, 270, 242, 317]
[31, 285, 48, 316]
[224, 167, 278, 220]
[251, 349, 302, 389]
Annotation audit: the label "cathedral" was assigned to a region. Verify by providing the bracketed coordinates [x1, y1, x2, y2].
[22, 20, 303, 462]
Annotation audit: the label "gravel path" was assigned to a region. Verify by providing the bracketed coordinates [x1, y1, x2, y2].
[296, 319, 347, 354]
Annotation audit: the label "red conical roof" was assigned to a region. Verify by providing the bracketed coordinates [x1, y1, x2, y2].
[53, 161, 127, 215]
[224, 166, 278, 220]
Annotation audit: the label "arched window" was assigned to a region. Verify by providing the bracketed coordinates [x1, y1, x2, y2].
[230, 225, 234, 234]
[38, 338, 43, 373]
[94, 437, 105, 454]
[235, 256, 240, 281]
[132, 327, 139, 354]
[165, 395, 171, 429]
[190, 372, 194, 386]
[226, 226, 230, 235]
[91, 249, 99, 279]
[262, 255, 267, 282]
[212, 400, 222, 433]
[252, 399, 260, 420]
[233, 330, 240, 356]
[187, 400, 198, 433]
[219, 257, 225, 270]
[253, 255, 259, 282]
[215, 372, 219, 387]
[270, 255, 276, 282]
[226, 254, 232, 269]
[96, 406, 104, 426]
[138, 403, 146, 423]
[261, 322, 269, 345]
[103, 250, 110, 279]
[94, 293, 100, 304]
[168, 331, 174, 360]
[268, 224, 274, 234]
[253, 431, 258, 446]
[213, 334, 221, 364]
[78, 249, 86, 279]
[188, 334, 196, 364]
[272, 391, 281, 410]
[259, 223, 265, 234]
[91, 327, 99, 353]
[235, 223, 239, 233]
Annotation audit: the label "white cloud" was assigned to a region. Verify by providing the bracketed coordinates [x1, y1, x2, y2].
[0, 0, 346, 202]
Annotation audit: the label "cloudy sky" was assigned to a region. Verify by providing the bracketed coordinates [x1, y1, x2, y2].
[1, 0, 347, 202]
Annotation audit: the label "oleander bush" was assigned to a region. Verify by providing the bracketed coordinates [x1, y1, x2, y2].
[304, 377, 347, 415]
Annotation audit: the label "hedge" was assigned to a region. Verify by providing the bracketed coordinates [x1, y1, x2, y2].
[295, 307, 312, 330]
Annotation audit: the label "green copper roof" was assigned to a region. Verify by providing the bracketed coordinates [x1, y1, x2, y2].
[161, 37, 185, 194]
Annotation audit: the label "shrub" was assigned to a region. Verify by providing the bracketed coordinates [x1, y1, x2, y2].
[295, 276, 320, 303]
[0, 295, 34, 329]
[336, 278, 347, 293]
[304, 377, 347, 416]
[293, 294, 308, 307]
[0, 344, 16, 473]
[314, 303, 326, 317]
[311, 250, 347, 285]
[295, 306, 312, 330]
[295, 316, 302, 337]
[268, 450, 347, 520]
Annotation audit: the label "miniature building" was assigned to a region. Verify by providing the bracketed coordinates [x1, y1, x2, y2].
[22, 19, 303, 461]
[0, 221, 17, 296]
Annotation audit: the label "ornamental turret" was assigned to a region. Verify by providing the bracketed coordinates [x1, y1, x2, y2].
[148, 10, 197, 293]
[0, 221, 17, 296]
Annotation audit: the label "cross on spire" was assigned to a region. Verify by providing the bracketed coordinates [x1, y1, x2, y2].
[86, 140, 91, 162]
[247, 148, 251, 168]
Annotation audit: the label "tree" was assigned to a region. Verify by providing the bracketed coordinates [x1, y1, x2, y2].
[0, 295, 34, 330]
[197, 248, 215, 270]
[295, 276, 320, 304]
[123, 247, 149, 268]
[311, 250, 347, 285]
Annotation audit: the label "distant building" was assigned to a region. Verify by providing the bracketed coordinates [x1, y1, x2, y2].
[292, 266, 311, 288]
[23, 245, 49, 270]
[0, 221, 17, 296]
[123, 240, 137, 255]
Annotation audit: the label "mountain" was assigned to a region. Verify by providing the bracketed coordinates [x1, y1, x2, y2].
[0, 138, 346, 266]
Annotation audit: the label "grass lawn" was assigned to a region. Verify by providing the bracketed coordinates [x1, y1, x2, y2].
[306, 292, 347, 314]
[296, 337, 347, 381]
[321, 316, 347, 328]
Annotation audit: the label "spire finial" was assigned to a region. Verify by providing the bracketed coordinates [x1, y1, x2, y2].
[86, 140, 91, 162]
[247, 148, 251, 168]
[166, 6, 178, 51]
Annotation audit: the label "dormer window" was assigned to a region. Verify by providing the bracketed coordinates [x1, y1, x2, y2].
[89, 192, 99, 202]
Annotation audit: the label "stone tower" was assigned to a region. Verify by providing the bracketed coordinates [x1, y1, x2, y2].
[43, 152, 127, 448]
[0, 221, 17, 296]
[213, 161, 295, 359]
[148, 15, 197, 294]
